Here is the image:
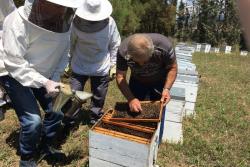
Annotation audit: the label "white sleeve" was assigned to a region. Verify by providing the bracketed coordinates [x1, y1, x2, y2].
[1, 0, 16, 17]
[2, 13, 48, 88]
[109, 19, 121, 66]
[50, 42, 70, 82]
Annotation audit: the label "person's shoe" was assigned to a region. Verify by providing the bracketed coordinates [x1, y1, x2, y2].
[62, 116, 76, 128]
[19, 159, 37, 167]
[0, 99, 6, 107]
[89, 119, 98, 126]
[89, 111, 103, 126]
[38, 145, 66, 163]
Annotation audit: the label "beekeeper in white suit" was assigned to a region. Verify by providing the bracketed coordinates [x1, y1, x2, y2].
[68, 0, 121, 125]
[0, 0, 15, 120]
[1, 0, 83, 166]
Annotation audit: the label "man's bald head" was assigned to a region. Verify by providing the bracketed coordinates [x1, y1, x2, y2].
[127, 34, 154, 62]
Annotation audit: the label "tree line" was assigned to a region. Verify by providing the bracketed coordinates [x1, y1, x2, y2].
[13, 0, 247, 49]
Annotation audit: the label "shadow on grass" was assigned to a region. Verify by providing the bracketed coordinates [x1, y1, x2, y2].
[4, 108, 91, 166]
[56, 106, 91, 145]
[5, 129, 20, 156]
[44, 108, 90, 166]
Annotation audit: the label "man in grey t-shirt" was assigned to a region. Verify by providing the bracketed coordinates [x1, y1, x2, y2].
[116, 33, 177, 112]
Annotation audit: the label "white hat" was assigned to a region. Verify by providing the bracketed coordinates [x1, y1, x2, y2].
[75, 0, 112, 21]
[46, 0, 84, 8]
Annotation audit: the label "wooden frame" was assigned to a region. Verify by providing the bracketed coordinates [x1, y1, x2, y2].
[108, 101, 164, 123]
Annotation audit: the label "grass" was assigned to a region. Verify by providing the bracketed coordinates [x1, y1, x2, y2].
[158, 53, 250, 167]
[0, 53, 249, 166]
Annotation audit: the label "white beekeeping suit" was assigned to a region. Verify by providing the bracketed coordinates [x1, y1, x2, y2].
[0, 0, 15, 31]
[1, 0, 83, 87]
[0, 0, 15, 99]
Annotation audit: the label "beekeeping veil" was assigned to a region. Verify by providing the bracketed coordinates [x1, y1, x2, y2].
[27, 0, 82, 33]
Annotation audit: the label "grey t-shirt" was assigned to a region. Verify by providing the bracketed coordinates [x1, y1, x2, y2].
[117, 33, 176, 84]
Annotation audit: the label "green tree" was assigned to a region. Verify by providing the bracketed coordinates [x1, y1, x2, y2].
[110, 0, 142, 36]
[195, 0, 240, 46]
[13, 0, 24, 7]
[176, 0, 185, 39]
[222, 0, 241, 46]
[138, 0, 176, 36]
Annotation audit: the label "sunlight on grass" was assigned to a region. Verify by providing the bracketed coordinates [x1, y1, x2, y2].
[157, 53, 250, 167]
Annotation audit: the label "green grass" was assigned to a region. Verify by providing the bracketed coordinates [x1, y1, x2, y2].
[0, 53, 249, 166]
[158, 53, 250, 167]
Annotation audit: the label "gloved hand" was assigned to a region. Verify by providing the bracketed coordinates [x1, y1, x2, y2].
[44, 80, 64, 97]
[109, 65, 116, 80]
[128, 98, 143, 112]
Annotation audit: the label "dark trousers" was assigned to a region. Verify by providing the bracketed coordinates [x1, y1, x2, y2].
[70, 73, 109, 120]
[129, 77, 164, 101]
[1, 76, 64, 157]
[129, 77, 166, 143]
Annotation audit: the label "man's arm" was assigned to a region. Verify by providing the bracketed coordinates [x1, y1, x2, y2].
[116, 70, 143, 112]
[3, 11, 62, 96]
[116, 70, 135, 102]
[164, 60, 178, 90]
[161, 61, 177, 105]
[2, 12, 49, 88]
[160, 42, 178, 104]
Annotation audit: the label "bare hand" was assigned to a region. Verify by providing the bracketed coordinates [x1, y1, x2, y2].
[161, 89, 171, 105]
[128, 98, 142, 112]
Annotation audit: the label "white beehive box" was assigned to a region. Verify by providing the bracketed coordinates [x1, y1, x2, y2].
[173, 81, 199, 103]
[225, 45, 232, 54]
[196, 44, 201, 52]
[176, 74, 199, 84]
[205, 44, 211, 53]
[89, 114, 161, 167]
[201, 43, 211, 53]
[240, 51, 248, 56]
[161, 100, 185, 143]
[214, 47, 220, 53]
[184, 101, 196, 116]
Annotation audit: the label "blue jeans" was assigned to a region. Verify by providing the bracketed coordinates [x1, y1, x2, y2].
[70, 73, 109, 120]
[1, 76, 64, 157]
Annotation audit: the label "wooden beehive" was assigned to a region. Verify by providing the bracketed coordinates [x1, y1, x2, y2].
[89, 108, 161, 167]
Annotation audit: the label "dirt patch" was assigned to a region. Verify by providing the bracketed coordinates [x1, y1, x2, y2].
[112, 102, 160, 119]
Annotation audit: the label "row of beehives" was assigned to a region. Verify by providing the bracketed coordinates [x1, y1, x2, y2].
[87, 45, 199, 167]
[160, 44, 199, 145]
[176, 42, 249, 56]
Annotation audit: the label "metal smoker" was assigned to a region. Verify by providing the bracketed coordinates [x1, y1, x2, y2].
[53, 84, 93, 117]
